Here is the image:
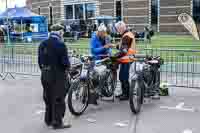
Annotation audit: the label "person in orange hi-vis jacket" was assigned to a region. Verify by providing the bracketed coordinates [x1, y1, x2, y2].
[114, 21, 136, 100]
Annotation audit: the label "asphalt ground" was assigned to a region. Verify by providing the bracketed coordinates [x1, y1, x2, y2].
[0, 75, 200, 133]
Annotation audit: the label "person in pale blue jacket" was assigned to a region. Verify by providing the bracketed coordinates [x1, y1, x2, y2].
[89, 23, 114, 105]
[90, 23, 113, 60]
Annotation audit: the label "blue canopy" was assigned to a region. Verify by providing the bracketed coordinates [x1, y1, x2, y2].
[0, 7, 48, 42]
[0, 7, 39, 17]
[0, 7, 46, 23]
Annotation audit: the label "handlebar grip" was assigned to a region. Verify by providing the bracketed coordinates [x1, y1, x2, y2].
[134, 54, 147, 59]
[95, 57, 109, 65]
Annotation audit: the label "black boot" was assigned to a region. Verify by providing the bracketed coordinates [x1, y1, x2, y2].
[88, 91, 98, 105]
[44, 108, 52, 126]
[52, 123, 71, 130]
[119, 80, 129, 101]
[119, 94, 129, 101]
[52, 119, 71, 130]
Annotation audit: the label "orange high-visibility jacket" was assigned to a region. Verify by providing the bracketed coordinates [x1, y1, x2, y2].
[118, 31, 137, 64]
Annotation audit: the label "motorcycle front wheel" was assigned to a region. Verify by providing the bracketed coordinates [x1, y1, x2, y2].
[129, 79, 144, 114]
[68, 79, 89, 116]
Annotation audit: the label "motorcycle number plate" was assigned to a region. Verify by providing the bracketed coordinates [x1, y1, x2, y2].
[81, 69, 88, 77]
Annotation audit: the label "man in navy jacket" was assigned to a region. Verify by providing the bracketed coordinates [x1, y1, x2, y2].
[38, 24, 71, 129]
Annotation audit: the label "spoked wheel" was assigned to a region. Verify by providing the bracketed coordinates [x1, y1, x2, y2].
[129, 80, 144, 114]
[101, 71, 117, 97]
[65, 73, 71, 91]
[68, 79, 89, 116]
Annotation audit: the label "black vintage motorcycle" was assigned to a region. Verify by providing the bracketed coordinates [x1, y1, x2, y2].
[129, 55, 164, 114]
[67, 55, 117, 116]
[67, 52, 163, 115]
[64, 53, 83, 90]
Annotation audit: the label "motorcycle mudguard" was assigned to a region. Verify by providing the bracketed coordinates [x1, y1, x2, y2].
[130, 77, 145, 104]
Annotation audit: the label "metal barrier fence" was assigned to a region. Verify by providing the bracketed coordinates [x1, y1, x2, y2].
[144, 48, 200, 88]
[0, 44, 199, 88]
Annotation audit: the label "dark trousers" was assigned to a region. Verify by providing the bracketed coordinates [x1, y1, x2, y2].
[41, 69, 68, 126]
[119, 63, 131, 96]
[120, 80, 130, 96]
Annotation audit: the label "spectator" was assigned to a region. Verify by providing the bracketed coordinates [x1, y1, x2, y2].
[0, 27, 5, 43]
[38, 24, 71, 129]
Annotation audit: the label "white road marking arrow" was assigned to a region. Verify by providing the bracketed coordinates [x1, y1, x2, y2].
[114, 121, 129, 128]
[86, 118, 97, 123]
[183, 129, 193, 133]
[176, 102, 185, 109]
[160, 102, 195, 112]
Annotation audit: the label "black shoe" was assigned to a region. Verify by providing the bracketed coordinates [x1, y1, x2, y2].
[89, 99, 98, 106]
[45, 121, 52, 126]
[92, 100, 98, 106]
[44, 110, 52, 126]
[88, 93, 98, 105]
[52, 124, 72, 130]
[115, 95, 121, 98]
[119, 94, 129, 101]
[152, 93, 160, 100]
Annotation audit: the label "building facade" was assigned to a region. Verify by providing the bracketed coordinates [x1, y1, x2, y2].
[29, 0, 200, 33]
[31, 0, 62, 24]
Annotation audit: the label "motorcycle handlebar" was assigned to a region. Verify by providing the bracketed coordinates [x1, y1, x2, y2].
[95, 57, 110, 65]
[134, 54, 147, 59]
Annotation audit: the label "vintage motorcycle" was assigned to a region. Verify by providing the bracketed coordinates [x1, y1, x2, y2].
[67, 55, 117, 116]
[129, 55, 164, 114]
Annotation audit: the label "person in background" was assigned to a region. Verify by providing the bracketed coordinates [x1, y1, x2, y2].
[93, 24, 97, 32]
[38, 24, 71, 129]
[0, 27, 5, 43]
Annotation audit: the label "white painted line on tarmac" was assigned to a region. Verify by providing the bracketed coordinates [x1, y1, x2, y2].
[176, 102, 185, 109]
[160, 106, 195, 112]
[182, 129, 193, 133]
[114, 122, 128, 128]
[160, 102, 195, 112]
[86, 118, 97, 123]
[114, 120, 129, 128]
[35, 110, 45, 115]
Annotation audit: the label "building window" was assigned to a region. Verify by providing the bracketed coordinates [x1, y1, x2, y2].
[85, 3, 95, 19]
[151, 0, 158, 25]
[193, 0, 200, 23]
[49, 6, 53, 25]
[75, 4, 84, 19]
[116, 1, 122, 21]
[65, 5, 73, 19]
[38, 7, 40, 15]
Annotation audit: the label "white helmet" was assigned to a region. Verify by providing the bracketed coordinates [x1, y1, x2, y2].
[98, 23, 107, 32]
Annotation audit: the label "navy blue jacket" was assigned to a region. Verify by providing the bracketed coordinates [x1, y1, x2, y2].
[38, 33, 70, 71]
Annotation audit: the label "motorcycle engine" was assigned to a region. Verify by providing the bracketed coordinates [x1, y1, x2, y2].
[142, 64, 153, 84]
[92, 65, 108, 88]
